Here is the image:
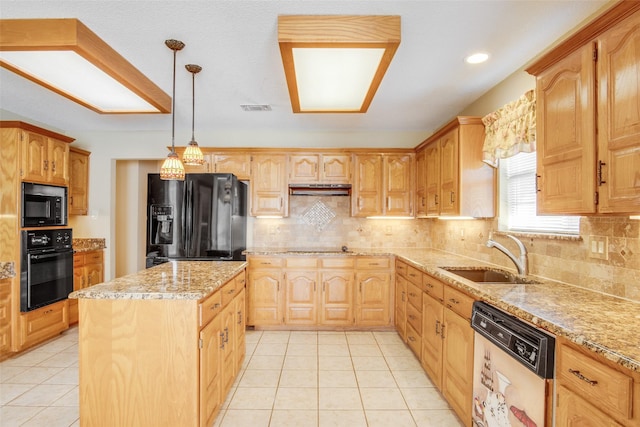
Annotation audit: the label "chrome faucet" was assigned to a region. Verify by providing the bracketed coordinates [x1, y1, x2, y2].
[486, 233, 528, 276]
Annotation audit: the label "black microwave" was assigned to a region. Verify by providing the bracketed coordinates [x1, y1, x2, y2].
[22, 182, 67, 227]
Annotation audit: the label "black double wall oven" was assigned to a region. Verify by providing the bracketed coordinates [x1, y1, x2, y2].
[20, 228, 74, 312]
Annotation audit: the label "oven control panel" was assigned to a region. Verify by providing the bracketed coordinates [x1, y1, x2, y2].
[24, 228, 73, 251]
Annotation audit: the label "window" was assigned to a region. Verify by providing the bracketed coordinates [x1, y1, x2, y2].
[499, 151, 579, 234]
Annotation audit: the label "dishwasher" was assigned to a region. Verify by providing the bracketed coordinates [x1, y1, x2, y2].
[471, 301, 555, 427]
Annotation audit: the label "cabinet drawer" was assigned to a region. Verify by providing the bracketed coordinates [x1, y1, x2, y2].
[406, 265, 422, 286]
[285, 257, 318, 268]
[73, 253, 85, 265]
[320, 257, 355, 269]
[396, 260, 408, 277]
[406, 301, 422, 335]
[407, 282, 422, 312]
[443, 286, 474, 320]
[199, 291, 222, 327]
[235, 270, 246, 289]
[85, 251, 103, 264]
[20, 300, 68, 347]
[356, 257, 391, 269]
[558, 343, 633, 420]
[423, 273, 444, 300]
[249, 256, 283, 268]
[221, 279, 238, 308]
[406, 323, 421, 358]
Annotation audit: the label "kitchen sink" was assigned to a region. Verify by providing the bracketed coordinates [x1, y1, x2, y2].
[440, 267, 540, 284]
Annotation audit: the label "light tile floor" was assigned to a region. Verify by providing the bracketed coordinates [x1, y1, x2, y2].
[0, 327, 464, 427]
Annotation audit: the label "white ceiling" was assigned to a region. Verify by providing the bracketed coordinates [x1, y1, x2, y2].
[1, 0, 609, 142]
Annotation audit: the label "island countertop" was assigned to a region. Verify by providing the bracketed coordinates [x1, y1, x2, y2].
[69, 260, 247, 300]
[246, 247, 640, 373]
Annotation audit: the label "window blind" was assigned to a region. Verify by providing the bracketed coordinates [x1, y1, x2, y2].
[502, 152, 579, 234]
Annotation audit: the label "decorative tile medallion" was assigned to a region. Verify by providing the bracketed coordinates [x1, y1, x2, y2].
[302, 200, 336, 232]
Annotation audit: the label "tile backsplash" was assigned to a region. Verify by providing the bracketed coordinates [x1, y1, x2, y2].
[252, 197, 639, 302]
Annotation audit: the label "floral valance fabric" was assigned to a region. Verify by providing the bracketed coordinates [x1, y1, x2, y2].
[481, 90, 536, 167]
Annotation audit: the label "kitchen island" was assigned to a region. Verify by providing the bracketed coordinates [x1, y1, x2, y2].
[70, 260, 247, 427]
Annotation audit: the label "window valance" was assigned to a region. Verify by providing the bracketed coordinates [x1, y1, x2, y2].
[481, 90, 536, 167]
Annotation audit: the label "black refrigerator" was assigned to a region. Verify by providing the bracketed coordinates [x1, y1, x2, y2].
[145, 173, 247, 267]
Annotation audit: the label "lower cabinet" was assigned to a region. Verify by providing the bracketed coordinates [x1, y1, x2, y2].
[0, 278, 11, 358]
[247, 256, 284, 326]
[69, 250, 104, 324]
[19, 300, 69, 350]
[78, 269, 246, 427]
[355, 257, 392, 327]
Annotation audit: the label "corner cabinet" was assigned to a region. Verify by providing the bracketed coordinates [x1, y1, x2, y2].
[250, 154, 288, 217]
[527, 3, 640, 215]
[69, 147, 90, 215]
[416, 117, 495, 218]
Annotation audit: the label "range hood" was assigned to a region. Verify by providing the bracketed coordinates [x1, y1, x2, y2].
[289, 183, 351, 196]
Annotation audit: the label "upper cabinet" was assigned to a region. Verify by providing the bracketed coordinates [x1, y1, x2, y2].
[69, 147, 90, 215]
[415, 148, 427, 217]
[250, 154, 288, 217]
[352, 152, 415, 217]
[211, 153, 250, 180]
[21, 131, 71, 186]
[289, 153, 351, 184]
[416, 117, 495, 218]
[527, 3, 640, 215]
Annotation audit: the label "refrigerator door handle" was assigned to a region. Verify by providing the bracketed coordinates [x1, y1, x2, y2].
[185, 179, 193, 254]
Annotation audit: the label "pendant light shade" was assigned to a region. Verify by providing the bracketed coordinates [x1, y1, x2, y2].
[160, 39, 186, 181]
[182, 63, 205, 166]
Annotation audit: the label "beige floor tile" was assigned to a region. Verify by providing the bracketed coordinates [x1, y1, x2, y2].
[219, 409, 271, 427]
[385, 355, 423, 371]
[392, 370, 435, 388]
[411, 409, 465, 427]
[37, 339, 77, 354]
[345, 332, 376, 345]
[50, 385, 78, 407]
[0, 383, 35, 405]
[253, 342, 288, 356]
[379, 343, 413, 357]
[60, 344, 78, 354]
[279, 369, 318, 388]
[43, 367, 79, 385]
[283, 355, 317, 370]
[360, 387, 407, 410]
[246, 355, 285, 370]
[228, 387, 276, 410]
[286, 343, 318, 356]
[237, 369, 281, 388]
[319, 370, 357, 388]
[7, 383, 76, 406]
[401, 387, 450, 410]
[288, 331, 318, 345]
[373, 332, 405, 345]
[0, 365, 27, 382]
[365, 410, 417, 427]
[319, 387, 363, 410]
[245, 330, 263, 343]
[273, 387, 318, 410]
[319, 344, 350, 357]
[36, 352, 78, 368]
[4, 366, 64, 385]
[355, 370, 397, 388]
[318, 333, 347, 345]
[1, 351, 58, 368]
[20, 405, 79, 427]
[270, 409, 318, 427]
[351, 356, 389, 371]
[0, 405, 45, 426]
[245, 342, 258, 356]
[348, 344, 383, 357]
[318, 356, 353, 371]
[259, 331, 291, 343]
[319, 409, 368, 427]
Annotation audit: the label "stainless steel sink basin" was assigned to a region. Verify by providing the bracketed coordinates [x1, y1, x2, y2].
[440, 267, 540, 284]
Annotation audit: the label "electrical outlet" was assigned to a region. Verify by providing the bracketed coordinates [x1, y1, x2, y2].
[588, 235, 608, 260]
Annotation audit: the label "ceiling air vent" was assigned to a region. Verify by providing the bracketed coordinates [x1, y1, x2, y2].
[240, 104, 272, 111]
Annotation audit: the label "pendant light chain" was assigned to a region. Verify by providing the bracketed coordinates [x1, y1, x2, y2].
[160, 39, 186, 180]
[183, 64, 205, 166]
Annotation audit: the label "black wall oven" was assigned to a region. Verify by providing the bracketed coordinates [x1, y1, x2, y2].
[20, 228, 73, 312]
[22, 182, 67, 227]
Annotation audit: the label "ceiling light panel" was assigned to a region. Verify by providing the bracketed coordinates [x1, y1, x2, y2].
[0, 19, 170, 114]
[278, 15, 400, 114]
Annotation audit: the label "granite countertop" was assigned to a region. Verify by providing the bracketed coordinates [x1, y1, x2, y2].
[246, 247, 640, 373]
[70, 260, 246, 300]
[0, 262, 16, 280]
[73, 238, 106, 253]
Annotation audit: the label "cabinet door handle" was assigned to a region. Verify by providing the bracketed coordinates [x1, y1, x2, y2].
[224, 327, 229, 344]
[440, 324, 445, 339]
[434, 194, 438, 205]
[43, 159, 48, 171]
[597, 160, 607, 186]
[535, 174, 541, 192]
[220, 332, 226, 349]
[401, 291, 405, 302]
[51, 161, 56, 172]
[435, 320, 440, 335]
[450, 191, 455, 203]
[237, 310, 243, 324]
[568, 369, 598, 386]
[211, 303, 220, 310]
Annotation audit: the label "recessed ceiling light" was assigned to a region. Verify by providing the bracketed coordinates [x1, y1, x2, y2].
[465, 52, 489, 64]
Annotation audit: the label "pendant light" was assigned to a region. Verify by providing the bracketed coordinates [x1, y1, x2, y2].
[159, 39, 186, 181]
[182, 64, 205, 165]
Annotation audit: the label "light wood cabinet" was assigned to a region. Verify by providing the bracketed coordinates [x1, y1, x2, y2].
[19, 299, 69, 350]
[78, 270, 245, 427]
[415, 147, 427, 217]
[352, 154, 383, 217]
[394, 274, 407, 340]
[355, 257, 392, 326]
[68, 147, 90, 215]
[69, 250, 104, 325]
[247, 256, 284, 326]
[284, 269, 318, 325]
[416, 117, 494, 218]
[289, 153, 351, 184]
[21, 131, 70, 186]
[421, 292, 444, 389]
[384, 154, 415, 217]
[212, 153, 251, 180]
[527, 4, 640, 215]
[556, 337, 639, 426]
[395, 260, 423, 357]
[0, 279, 11, 359]
[250, 154, 288, 217]
[319, 257, 355, 326]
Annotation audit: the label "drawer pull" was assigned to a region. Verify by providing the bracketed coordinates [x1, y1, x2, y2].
[211, 303, 220, 310]
[369, 262, 380, 266]
[448, 298, 459, 305]
[568, 369, 598, 386]
[425, 283, 433, 289]
[227, 289, 235, 294]
[409, 292, 416, 297]
[408, 336, 416, 342]
[408, 314, 416, 320]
